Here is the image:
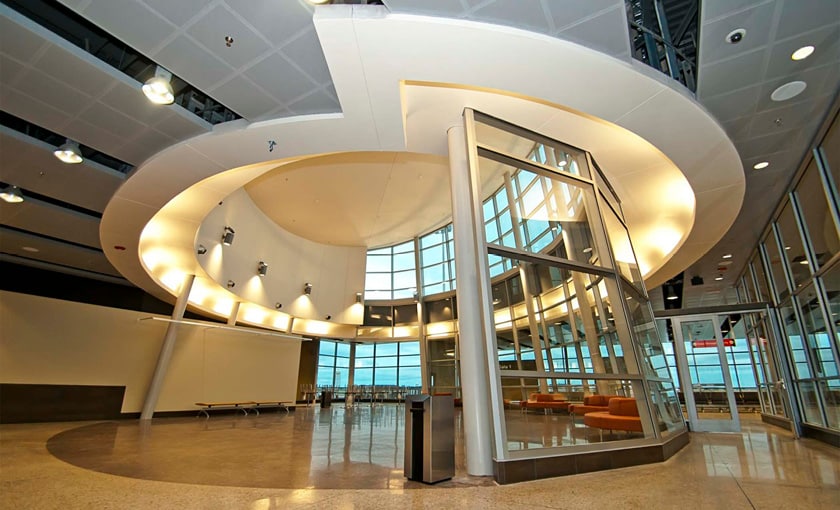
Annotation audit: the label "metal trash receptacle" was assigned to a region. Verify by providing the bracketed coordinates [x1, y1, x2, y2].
[404, 394, 454, 483]
[320, 390, 332, 408]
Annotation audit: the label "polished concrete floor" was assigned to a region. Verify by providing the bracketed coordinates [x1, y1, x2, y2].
[1, 405, 838, 509]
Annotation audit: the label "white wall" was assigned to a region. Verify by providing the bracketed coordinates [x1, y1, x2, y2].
[0, 291, 302, 413]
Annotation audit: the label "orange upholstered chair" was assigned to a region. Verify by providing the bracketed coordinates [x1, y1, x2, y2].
[583, 397, 643, 439]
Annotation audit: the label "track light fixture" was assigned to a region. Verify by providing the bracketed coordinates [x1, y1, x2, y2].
[227, 280, 235, 288]
[275, 302, 283, 309]
[355, 292, 363, 303]
[54, 139, 83, 164]
[325, 315, 331, 320]
[142, 66, 174, 105]
[665, 285, 678, 301]
[0, 185, 24, 204]
[258, 261, 268, 277]
[222, 226, 235, 246]
[196, 244, 207, 255]
[304, 282, 312, 295]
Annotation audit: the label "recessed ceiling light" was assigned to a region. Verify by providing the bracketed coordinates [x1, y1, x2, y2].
[791, 45, 815, 61]
[753, 161, 770, 170]
[307, 0, 331, 4]
[722, 254, 733, 259]
[22, 246, 39, 253]
[799, 259, 809, 265]
[725, 28, 746, 44]
[715, 276, 724, 281]
[771, 81, 807, 102]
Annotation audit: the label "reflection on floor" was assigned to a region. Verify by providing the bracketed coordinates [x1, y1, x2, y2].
[2, 405, 838, 509]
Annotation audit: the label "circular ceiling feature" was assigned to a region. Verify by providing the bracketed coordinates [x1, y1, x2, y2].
[753, 161, 769, 170]
[771, 81, 807, 102]
[791, 45, 815, 61]
[725, 28, 746, 44]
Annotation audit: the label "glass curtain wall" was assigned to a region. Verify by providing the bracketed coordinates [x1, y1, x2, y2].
[317, 340, 423, 399]
[736, 108, 840, 433]
[467, 110, 685, 457]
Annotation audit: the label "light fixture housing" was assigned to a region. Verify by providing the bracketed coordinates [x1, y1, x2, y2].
[196, 244, 207, 255]
[355, 292, 363, 304]
[54, 139, 83, 164]
[258, 261, 268, 277]
[304, 282, 313, 295]
[771, 81, 807, 102]
[142, 67, 174, 105]
[722, 253, 733, 259]
[665, 285, 678, 301]
[222, 226, 235, 246]
[0, 185, 24, 203]
[227, 280, 236, 288]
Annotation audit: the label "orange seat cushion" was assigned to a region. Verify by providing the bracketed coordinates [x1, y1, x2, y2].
[608, 397, 639, 417]
[569, 404, 609, 415]
[583, 411, 643, 432]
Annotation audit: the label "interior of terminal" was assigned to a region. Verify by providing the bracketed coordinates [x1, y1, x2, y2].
[1, 0, 838, 506]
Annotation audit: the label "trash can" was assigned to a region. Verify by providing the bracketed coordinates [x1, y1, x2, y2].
[404, 394, 454, 483]
[320, 390, 332, 408]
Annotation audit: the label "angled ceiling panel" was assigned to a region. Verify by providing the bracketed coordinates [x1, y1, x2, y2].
[1, 200, 101, 249]
[0, 228, 121, 277]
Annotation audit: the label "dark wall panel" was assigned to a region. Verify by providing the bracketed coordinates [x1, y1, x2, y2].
[0, 383, 126, 423]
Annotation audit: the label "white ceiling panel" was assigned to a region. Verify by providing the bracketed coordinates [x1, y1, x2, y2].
[280, 28, 333, 86]
[737, 129, 800, 159]
[36, 46, 116, 98]
[287, 88, 341, 116]
[76, 0, 178, 56]
[383, 0, 467, 17]
[753, 64, 835, 112]
[720, 115, 754, 141]
[99, 80, 177, 125]
[155, 34, 234, 90]
[141, 0, 211, 27]
[226, 0, 315, 47]
[775, 0, 840, 41]
[0, 54, 26, 84]
[544, 0, 623, 31]
[748, 94, 834, 138]
[471, 0, 552, 33]
[0, 9, 48, 63]
[700, 49, 768, 94]
[557, 7, 631, 58]
[14, 68, 93, 116]
[186, 4, 272, 71]
[78, 102, 147, 140]
[150, 109, 211, 140]
[62, 117, 131, 160]
[0, 228, 121, 277]
[698, 2, 776, 66]
[115, 128, 176, 165]
[1, 200, 101, 249]
[243, 52, 316, 105]
[701, 85, 762, 121]
[210, 76, 278, 120]
[702, 0, 768, 21]
[0, 86, 73, 131]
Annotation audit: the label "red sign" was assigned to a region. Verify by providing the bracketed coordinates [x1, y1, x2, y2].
[692, 339, 735, 348]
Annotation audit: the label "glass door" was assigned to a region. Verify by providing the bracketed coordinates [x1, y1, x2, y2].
[671, 315, 741, 432]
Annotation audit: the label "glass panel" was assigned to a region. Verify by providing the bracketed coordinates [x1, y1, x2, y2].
[354, 368, 373, 385]
[679, 319, 732, 420]
[366, 254, 391, 273]
[355, 343, 375, 358]
[602, 205, 644, 291]
[398, 366, 422, 387]
[795, 160, 840, 270]
[318, 341, 335, 356]
[818, 379, 840, 429]
[763, 230, 789, 303]
[797, 283, 838, 378]
[477, 156, 599, 265]
[335, 342, 351, 357]
[392, 269, 415, 290]
[798, 380, 823, 425]
[393, 251, 415, 271]
[376, 343, 399, 356]
[820, 111, 840, 201]
[399, 341, 421, 355]
[752, 254, 770, 302]
[777, 201, 811, 289]
[820, 263, 840, 351]
[780, 302, 812, 378]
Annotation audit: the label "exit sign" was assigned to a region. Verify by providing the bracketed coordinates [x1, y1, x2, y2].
[692, 339, 735, 348]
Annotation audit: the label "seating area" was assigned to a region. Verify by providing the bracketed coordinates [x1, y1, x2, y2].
[583, 397, 643, 439]
[195, 401, 293, 418]
[521, 393, 570, 413]
[568, 395, 616, 422]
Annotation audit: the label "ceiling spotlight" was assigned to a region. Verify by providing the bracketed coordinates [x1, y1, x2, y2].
[665, 285, 678, 301]
[715, 275, 724, 281]
[227, 280, 235, 288]
[0, 185, 24, 204]
[304, 282, 312, 295]
[355, 292, 363, 304]
[275, 302, 283, 309]
[257, 261, 268, 276]
[722, 254, 732, 259]
[725, 28, 745, 44]
[196, 244, 207, 255]
[142, 66, 174, 105]
[325, 315, 331, 320]
[224, 36, 234, 47]
[54, 139, 83, 164]
[753, 161, 770, 170]
[791, 45, 815, 61]
[307, 0, 332, 4]
[222, 226, 235, 246]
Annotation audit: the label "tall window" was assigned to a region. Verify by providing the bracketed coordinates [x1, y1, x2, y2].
[317, 340, 350, 388]
[364, 240, 416, 300]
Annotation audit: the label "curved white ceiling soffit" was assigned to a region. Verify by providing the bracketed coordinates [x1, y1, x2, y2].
[101, 8, 743, 333]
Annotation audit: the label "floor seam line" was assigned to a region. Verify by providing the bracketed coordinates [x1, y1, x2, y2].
[726, 465, 757, 510]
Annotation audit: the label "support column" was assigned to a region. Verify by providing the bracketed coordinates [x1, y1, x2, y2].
[227, 301, 240, 325]
[448, 125, 494, 476]
[140, 273, 195, 420]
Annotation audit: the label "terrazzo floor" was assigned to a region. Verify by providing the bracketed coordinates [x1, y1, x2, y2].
[1, 405, 838, 509]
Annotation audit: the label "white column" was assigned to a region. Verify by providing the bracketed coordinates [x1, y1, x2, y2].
[227, 301, 240, 325]
[448, 125, 494, 476]
[140, 273, 195, 420]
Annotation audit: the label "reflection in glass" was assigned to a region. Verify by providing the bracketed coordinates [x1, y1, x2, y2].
[780, 302, 812, 379]
[797, 283, 838, 378]
[777, 202, 812, 289]
[763, 231, 789, 303]
[795, 160, 840, 271]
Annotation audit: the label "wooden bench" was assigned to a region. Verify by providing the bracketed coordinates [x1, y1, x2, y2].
[195, 401, 294, 418]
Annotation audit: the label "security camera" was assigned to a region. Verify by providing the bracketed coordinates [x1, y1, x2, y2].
[726, 28, 745, 44]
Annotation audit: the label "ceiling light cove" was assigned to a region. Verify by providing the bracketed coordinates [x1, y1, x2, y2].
[771, 81, 807, 102]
